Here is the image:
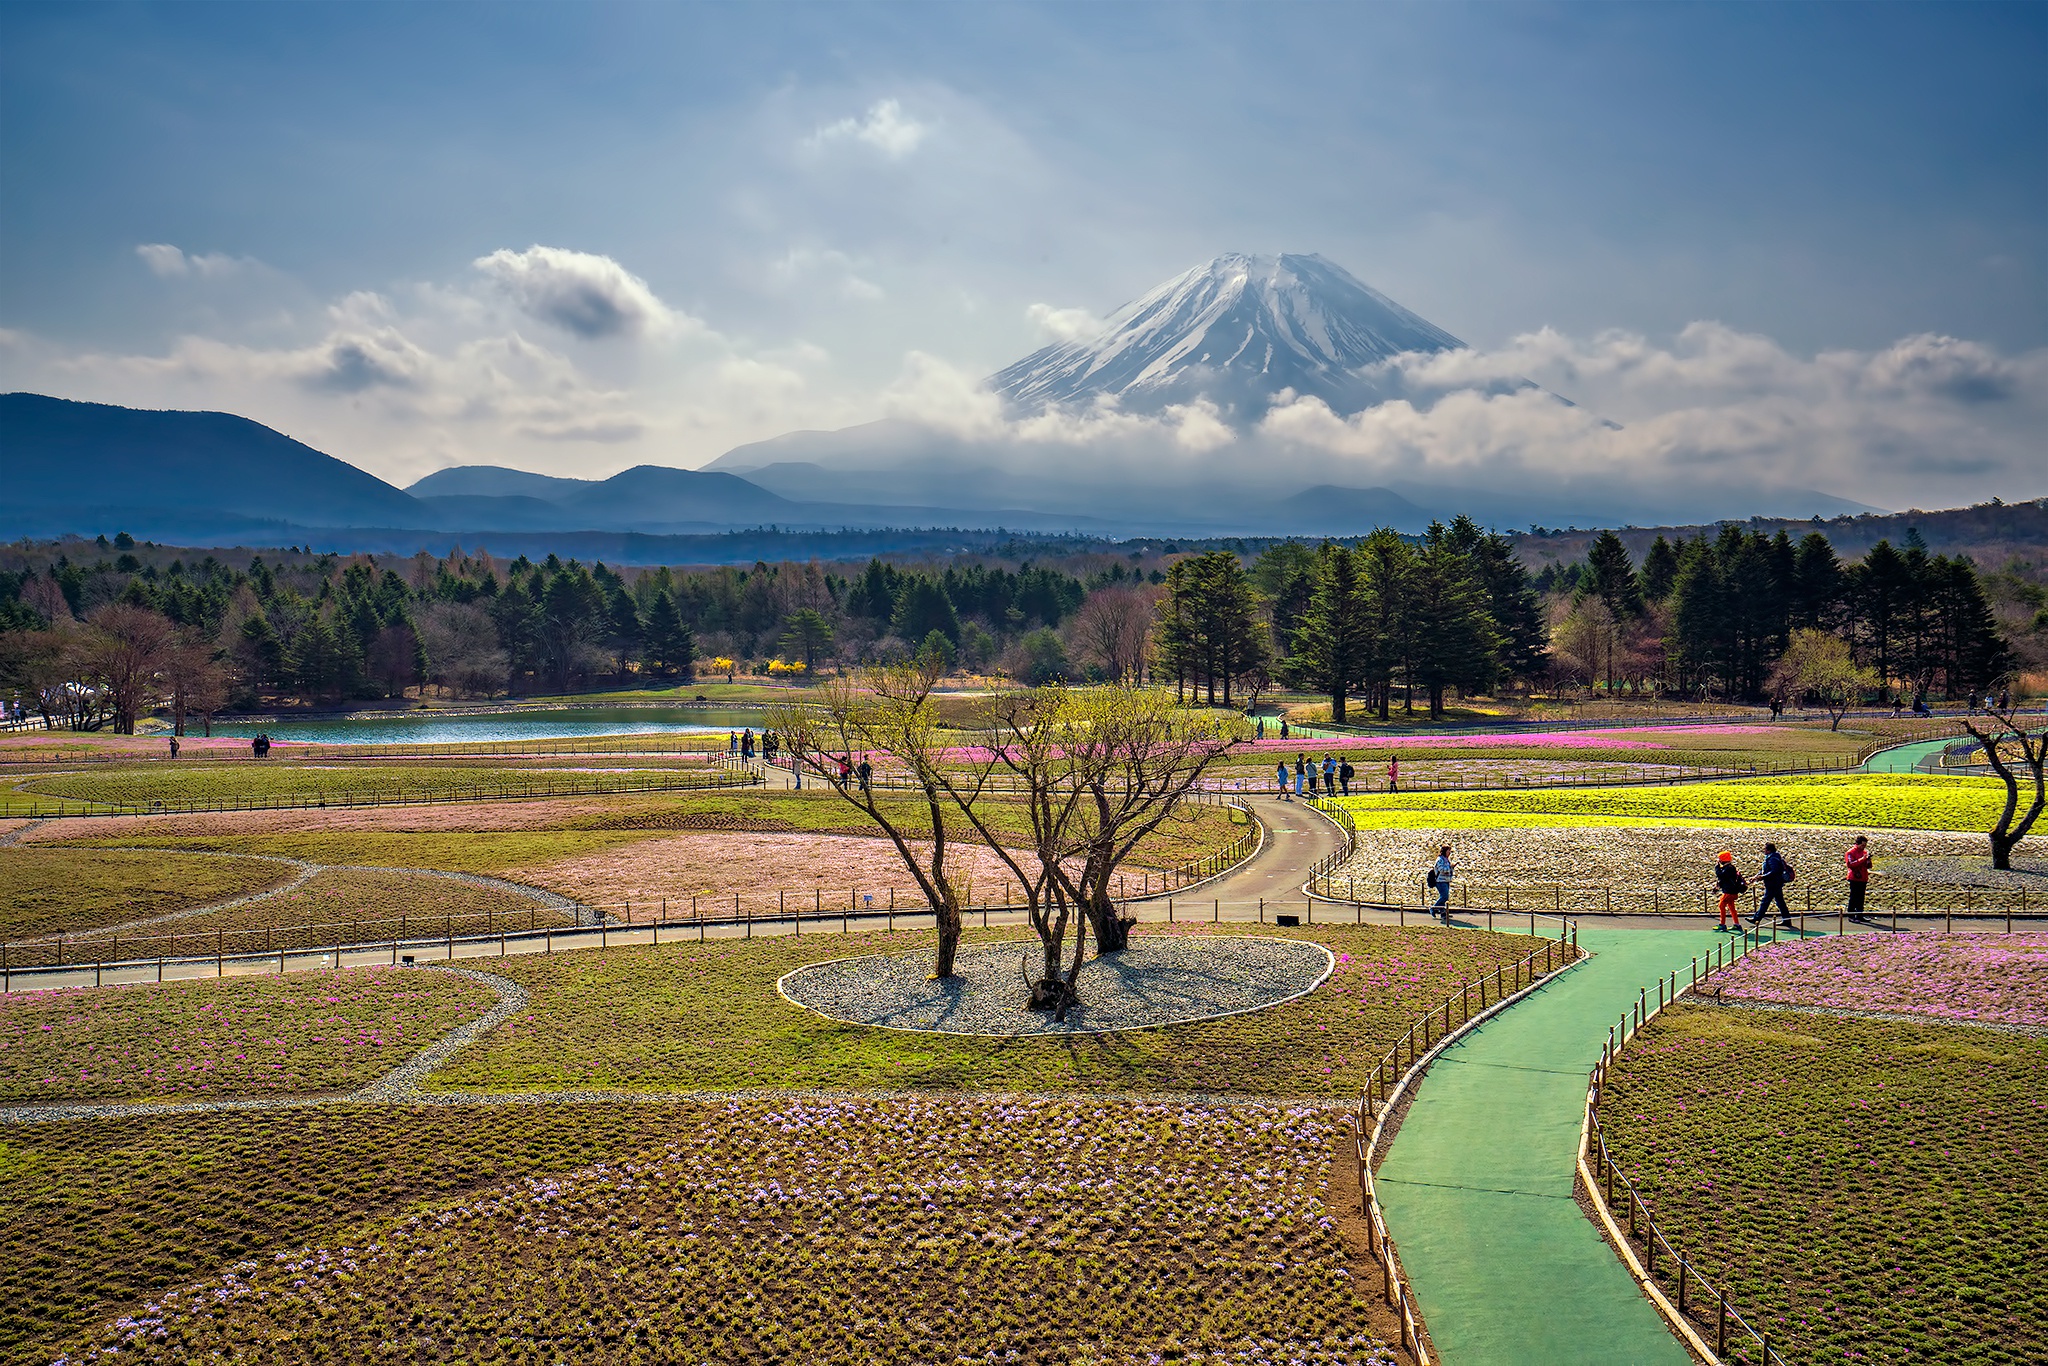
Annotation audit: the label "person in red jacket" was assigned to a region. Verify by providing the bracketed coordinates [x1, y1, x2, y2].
[1844, 835, 1873, 919]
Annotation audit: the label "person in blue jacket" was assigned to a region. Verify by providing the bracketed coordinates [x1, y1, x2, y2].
[1751, 842, 1795, 926]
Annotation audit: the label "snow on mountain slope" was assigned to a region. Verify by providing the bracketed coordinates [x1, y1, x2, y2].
[989, 253, 1465, 418]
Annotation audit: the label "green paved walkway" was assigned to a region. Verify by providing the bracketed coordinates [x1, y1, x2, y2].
[1859, 736, 1955, 773]
[1376, 927, 1722, 1366]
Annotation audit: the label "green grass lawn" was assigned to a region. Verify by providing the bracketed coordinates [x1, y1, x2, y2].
[16, 762, 739, 809]
[0, 849, 296, 943]
[1330, 773, 2003, 832]
[0, 965, 496, 1104]
[1600, 1003, 2047, 1366]
[10, 868, 571, 966]
[431, 922, 1560, 1097]
[2, 1098, 1393, 1366]
[50, 792, 1241, 875]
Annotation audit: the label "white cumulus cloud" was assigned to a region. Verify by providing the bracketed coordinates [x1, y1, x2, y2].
[1025, 303, 1103, 343]
[135, 244, 260, 279]
[473, 245, 691, 340]
[805, 98, 931, 159]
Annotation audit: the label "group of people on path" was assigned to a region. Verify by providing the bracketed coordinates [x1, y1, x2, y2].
[1275, 753, 1397, 800]
[1403, 834, 1877, 928]
[1712, 835, 1872, 929]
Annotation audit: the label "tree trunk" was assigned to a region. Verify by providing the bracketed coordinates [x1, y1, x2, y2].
[1991, 830, 2014, 871]
[933, 893, 962, 977]
[1331, 689, 1347, 725]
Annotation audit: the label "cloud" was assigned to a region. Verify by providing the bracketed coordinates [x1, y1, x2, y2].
[769, 248, 884, 302]
[135, 244, 259, 279]
[805, 98, 931, 159]
[472, 245, 691, 340]
[1025, 303, 1102, 343]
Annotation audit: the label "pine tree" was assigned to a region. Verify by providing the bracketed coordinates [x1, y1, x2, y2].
[1282, 544, 1370, 723]
[1407, 525, 1501, 720]
[1638, 535, 1679, 603]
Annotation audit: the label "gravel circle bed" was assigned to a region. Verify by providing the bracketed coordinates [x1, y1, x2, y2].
[778, 936, 1336, 1036]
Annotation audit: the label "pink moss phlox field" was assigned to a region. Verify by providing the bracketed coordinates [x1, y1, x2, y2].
[55, 1097, 1397, 1365]
[0, 967, 496, 1101]
[1718, 932, 2048, 1028]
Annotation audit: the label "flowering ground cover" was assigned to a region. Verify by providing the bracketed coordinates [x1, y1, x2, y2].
[431, 922, 1558, 1096]
[1331, 774, 2003, 833]
[1599, 1003, 2048, 1365]
[0, 966, 495, 1102]
[1711, 932, 2048, 1028]
[511, 831, 1033, 913]
[18, 761, 728, 809]
[16, 868, 570, 966]
[5, 1099, 1396, 1366]
[0, 848, 295, 942]
[1329, 824, 1989, 908]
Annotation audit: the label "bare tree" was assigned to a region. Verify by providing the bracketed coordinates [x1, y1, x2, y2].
[1066, 584, 1157, 682]
[81, 604, 176, 734]
[948, 687, 1094, 1013]
[1958, 686, 2047, 871]
[417, 601, 507, 699]
[768, 654, 974, 978]
[1062, 685, 1246, 952]
[164, 633, 232, 737]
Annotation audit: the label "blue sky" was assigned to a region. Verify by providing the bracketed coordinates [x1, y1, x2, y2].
[1, 1, 2042, 503]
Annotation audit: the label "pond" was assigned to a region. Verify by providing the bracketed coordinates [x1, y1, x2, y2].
[206, 706, 782, 746]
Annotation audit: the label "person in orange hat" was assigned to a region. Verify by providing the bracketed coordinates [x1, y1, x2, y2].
[1713, 850, 1748, 930]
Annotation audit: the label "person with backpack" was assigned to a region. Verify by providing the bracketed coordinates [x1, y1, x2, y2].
[1714, 851, 1747, 930]
[1338, 757, 1355, 796]
[1751, 842, 1795, 926]
[1844, 834, 1872, 919]
[1428, 846, 1453, 919]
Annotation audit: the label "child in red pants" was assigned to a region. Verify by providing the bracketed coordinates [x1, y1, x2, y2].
[1714, 851, 1747, 930]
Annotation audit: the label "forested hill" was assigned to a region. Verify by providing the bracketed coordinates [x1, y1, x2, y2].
[1516, 498, 2048, 571]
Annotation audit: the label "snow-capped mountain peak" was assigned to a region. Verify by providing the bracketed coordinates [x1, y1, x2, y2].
[989, 252, 1464, 418]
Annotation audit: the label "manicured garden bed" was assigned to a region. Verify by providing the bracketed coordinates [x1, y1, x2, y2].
[34, 1097, 1393, 1366]
[19, 762, 730, 808]
[0, 965, 496, 1102]
[1329, 823, 1988, 906]
[0, 849, 296, 942]
[430, 922, 1558, 1096]
[1331, 774, 2003, 832]
[23, 867, 570, 966]
[1598, 1003, 2048, 1365]
[1709, 931, 2048, 1028]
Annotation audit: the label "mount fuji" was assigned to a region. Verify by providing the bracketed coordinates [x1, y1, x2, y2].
[988, 252, 1468, 419]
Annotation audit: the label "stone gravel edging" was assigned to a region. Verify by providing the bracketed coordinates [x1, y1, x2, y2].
[351, 965, 530, 1099]
[777, 935, 1336, 1037]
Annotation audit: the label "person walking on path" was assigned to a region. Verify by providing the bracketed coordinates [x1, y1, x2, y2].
[1280, 718, 1290, 740]
[1256, 716, 1266, 740]
[1714, 851, 1748, 930]
[741, 729, 755, 761]
[1387, 754, 1399, 794]
[729, 731, 739, 756]
[1338, 756, 1354, 796]
[1321, 754, 1337, 795]
[1294, 754, 1306, 797]
[1751, 842, 1795, 926]
[1845, 834, 1873, 919]
[167, 736, 180, 758]
[1276, 759, 1292, 800]
[857, 755, 872, 794]
[1429, 846, 1454, 919]
[1305, 760, 1318, 798]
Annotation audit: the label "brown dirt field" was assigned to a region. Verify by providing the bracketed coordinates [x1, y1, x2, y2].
[510, 832, 1028, 911]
